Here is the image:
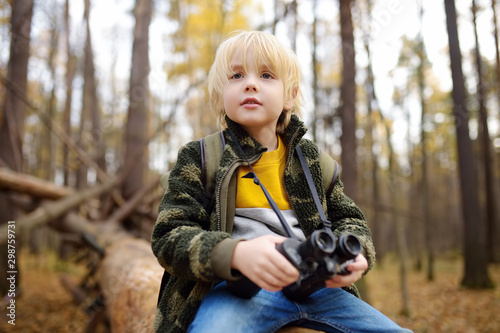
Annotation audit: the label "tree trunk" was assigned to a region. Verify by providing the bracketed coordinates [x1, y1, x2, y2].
[385, 121, 411, 317]
[62, 0, 76, 187]
[83, 0, 105, 180]
[417, 3, 434, 281]
[52, 213, 163, 333]
[97, 237, 163, 333]
[289, 0, 298, 53]
[473, 0, 499, 264]
[338, 0, 371, 301]
[0, 0, 34, 297]
[490, 0, 500, 266]
[339, 0, 357, 200]
[77, 0, 102, 189]
[0, 0, 33, 210]
[272, 0, 279, 34]
[122, 0, 152, 200]
[444, 0, 492, 288]
[361, 0, 382, 263]
[311, 0, 319, 142]
[38, 22, 59, 181]
[492, 0, 500, 119]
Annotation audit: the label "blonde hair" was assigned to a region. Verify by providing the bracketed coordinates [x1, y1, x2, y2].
[208, 31, 303, 133]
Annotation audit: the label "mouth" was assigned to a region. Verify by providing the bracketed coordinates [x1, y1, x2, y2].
[241, 98, 261, 106]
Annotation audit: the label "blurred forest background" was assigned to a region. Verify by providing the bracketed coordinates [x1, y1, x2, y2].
[0, 0, 499, 332]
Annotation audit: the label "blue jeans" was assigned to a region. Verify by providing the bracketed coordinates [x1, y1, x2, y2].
[188, 281, 412, 333]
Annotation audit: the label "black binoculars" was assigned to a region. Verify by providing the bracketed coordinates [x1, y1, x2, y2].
[227, 230, 362, 301]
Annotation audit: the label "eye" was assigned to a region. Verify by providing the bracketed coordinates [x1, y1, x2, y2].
[231, 72, 243, 79]
[261, 72, 273, 79]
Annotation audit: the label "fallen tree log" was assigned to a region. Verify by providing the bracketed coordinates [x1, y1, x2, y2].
[0, 178, 117, 243]
[97, 237, 163, 333]
[0, 167, 73, 199]
[97, 240, 323, 333]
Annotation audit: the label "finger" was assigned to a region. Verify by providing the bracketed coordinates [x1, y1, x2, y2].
[256, 260, 298, 287]
[346, 255, 368, 272]
[266, 235, 288, 245]
[325, 275, 352, 288]
[328, 269, 363, 287]
[269, 251, 300, 280]
[253, 271, 289, 291]
[324, 279, 342, 289]
[244, 259, 296, 289]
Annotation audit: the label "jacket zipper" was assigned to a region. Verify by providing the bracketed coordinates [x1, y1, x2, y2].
[216, 154, 263, 232]
[216, 160, 239, 232]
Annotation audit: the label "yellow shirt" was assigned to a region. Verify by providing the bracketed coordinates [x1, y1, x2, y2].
[235, 135, 291, 210]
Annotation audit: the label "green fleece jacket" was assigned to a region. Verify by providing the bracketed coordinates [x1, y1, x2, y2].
[151, 115, 376, 332]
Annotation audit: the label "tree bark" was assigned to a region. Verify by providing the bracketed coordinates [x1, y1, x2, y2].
[77, 0, 102, 189]
[311, 0, 319, 142]
[0, 0, 33, 214]
[361, 0, 382, 263]
[417, 3, 434, 281]
[97, 237, 163, 333]
[339, 0, 372, 302]
[383, 119, 411, 317]
[37, 21, 59, 181]
[472, 0, 499, 264]
[492, 0, 500, 118]
[55, 213, 163, 332]
[0, 0, 34, 297]
[62, 0, 76, 186]
[122, 0, 152, 200]
[444, 0, 492, 288]
[0, 167, 73, 199]
[339, 0, 358, 201]
[83, 0, 105, 179]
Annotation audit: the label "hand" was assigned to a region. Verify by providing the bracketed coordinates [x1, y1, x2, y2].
[231, 235, 300, 292]
[324, 254, 368, 288]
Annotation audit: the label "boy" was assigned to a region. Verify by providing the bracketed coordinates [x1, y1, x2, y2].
[152, 31, 411, 332]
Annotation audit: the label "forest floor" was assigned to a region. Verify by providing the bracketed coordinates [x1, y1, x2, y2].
[1, 251, 499, 333]
[365, 253, 500, 332]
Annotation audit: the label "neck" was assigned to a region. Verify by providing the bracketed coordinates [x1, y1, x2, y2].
[244, 126, 278, 151]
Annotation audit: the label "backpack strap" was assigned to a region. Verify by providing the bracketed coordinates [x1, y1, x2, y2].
[318, 147, 339, 196]
[160, 131, 225, 196]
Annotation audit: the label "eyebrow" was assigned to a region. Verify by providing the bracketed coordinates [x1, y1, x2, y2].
[261, 64, 273, 73]
[229, 63, 274, 74]
[230, 64, 244, 72]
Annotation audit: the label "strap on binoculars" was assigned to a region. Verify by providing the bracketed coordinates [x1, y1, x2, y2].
[295, 145, 333, 230]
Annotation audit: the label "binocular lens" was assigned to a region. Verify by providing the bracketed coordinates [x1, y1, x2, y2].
[338, 234, 362, 258]
[313, 231, 335, 253]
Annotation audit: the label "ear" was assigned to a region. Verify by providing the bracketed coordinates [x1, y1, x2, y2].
[284, 87, 298, 110]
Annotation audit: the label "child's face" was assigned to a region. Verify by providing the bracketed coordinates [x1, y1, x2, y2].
[223, 48, 292, 134]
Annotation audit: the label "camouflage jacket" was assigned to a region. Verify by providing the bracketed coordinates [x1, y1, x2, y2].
[151, 115, 376, 332]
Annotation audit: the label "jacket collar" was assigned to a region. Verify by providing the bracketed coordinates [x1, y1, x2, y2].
[224, 114, 308, 157]
[280, 114, 308, 148]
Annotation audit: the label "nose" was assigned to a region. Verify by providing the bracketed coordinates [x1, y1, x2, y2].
[244, 75, 259, 92]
